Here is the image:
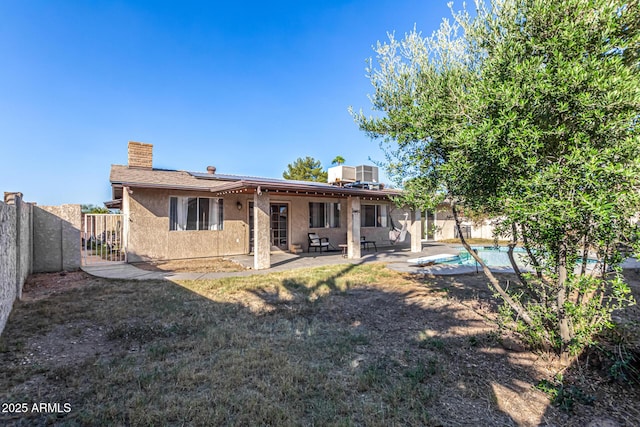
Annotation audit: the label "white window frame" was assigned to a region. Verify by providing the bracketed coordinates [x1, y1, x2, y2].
[169, 196, 223, 231]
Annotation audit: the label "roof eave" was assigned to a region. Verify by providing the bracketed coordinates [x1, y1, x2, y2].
[110, 179, 400, 200]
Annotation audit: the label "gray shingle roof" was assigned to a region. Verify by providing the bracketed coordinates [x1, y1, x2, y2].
[110, 165, 232, 191]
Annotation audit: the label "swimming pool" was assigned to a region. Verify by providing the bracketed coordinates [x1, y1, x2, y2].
[443, 246, 528, 268]
[407, 246, 604, 273]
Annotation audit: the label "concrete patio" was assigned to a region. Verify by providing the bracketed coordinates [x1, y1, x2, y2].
[81, 242, 460, 281]
[81, 242, 640, 281]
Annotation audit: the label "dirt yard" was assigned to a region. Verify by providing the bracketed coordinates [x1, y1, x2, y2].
[1, 264, 638, 426]
[132, 257, 246, 273]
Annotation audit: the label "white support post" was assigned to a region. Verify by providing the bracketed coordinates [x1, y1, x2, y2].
[347, 197, 362, 259]
[253, 191, 271, 270]
[410, 209, 422, 253]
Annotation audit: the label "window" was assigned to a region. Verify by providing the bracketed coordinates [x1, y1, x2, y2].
[361, 204, 388, 228]
[309, 202, 341, 228]
[169, 197, 223, 231]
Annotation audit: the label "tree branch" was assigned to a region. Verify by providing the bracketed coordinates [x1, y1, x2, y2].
[451, 201, 536, 328]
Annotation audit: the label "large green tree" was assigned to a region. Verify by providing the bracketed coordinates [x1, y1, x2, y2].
[282, 156, 328, 182]
[353, 0, 640, 359]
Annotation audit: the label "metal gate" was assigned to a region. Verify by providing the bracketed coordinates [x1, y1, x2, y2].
[82, 214, 127, 265]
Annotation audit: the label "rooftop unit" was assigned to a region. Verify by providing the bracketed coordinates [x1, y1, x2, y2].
[356, 165, 378, 183]
[328, 165, 356, 185]
[328, 164, 380, 188]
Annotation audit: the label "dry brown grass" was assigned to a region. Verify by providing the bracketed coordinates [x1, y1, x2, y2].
[0, 264, 638, 426]
[132, 257, 246, 273]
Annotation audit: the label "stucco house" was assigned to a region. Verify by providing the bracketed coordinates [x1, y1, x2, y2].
[107, 142, 424, 269]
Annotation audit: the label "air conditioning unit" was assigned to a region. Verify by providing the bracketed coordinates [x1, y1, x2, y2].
[356, 165, 379, 183]
[328, 166, 356, 184]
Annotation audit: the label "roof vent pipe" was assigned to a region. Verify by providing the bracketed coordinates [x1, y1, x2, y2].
[207, 166, 216, 175]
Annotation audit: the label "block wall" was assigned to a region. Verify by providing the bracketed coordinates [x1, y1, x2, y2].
[0, 201, 18, 336]
[33, 205, 81, 273]
[0, 196, 34, 336]
[1, 197, 80, 336]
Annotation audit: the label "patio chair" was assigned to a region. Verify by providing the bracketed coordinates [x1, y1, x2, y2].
[308, 233, 330, 252]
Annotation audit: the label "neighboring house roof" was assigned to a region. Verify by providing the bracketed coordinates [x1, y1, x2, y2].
[108, 164, 401, 208]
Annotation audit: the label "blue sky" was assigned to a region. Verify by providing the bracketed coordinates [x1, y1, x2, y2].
[0, 0, 452, 206]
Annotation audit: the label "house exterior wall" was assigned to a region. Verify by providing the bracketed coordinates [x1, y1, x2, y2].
[430, 204, 501, 241]
[287, 196, 347, 251]
[125, 188, 412, 261]
[257, 196, 412, 252]
[126, 188, 249, 262]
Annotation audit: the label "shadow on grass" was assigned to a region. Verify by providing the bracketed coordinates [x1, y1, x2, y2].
[1, 264, 635, 425]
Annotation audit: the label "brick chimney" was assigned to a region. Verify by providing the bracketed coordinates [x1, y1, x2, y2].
[128, 141, 153, 169]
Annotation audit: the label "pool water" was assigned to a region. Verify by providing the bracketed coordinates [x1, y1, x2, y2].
[443, 246, 599, 269]
[443, 246, 528, 268]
